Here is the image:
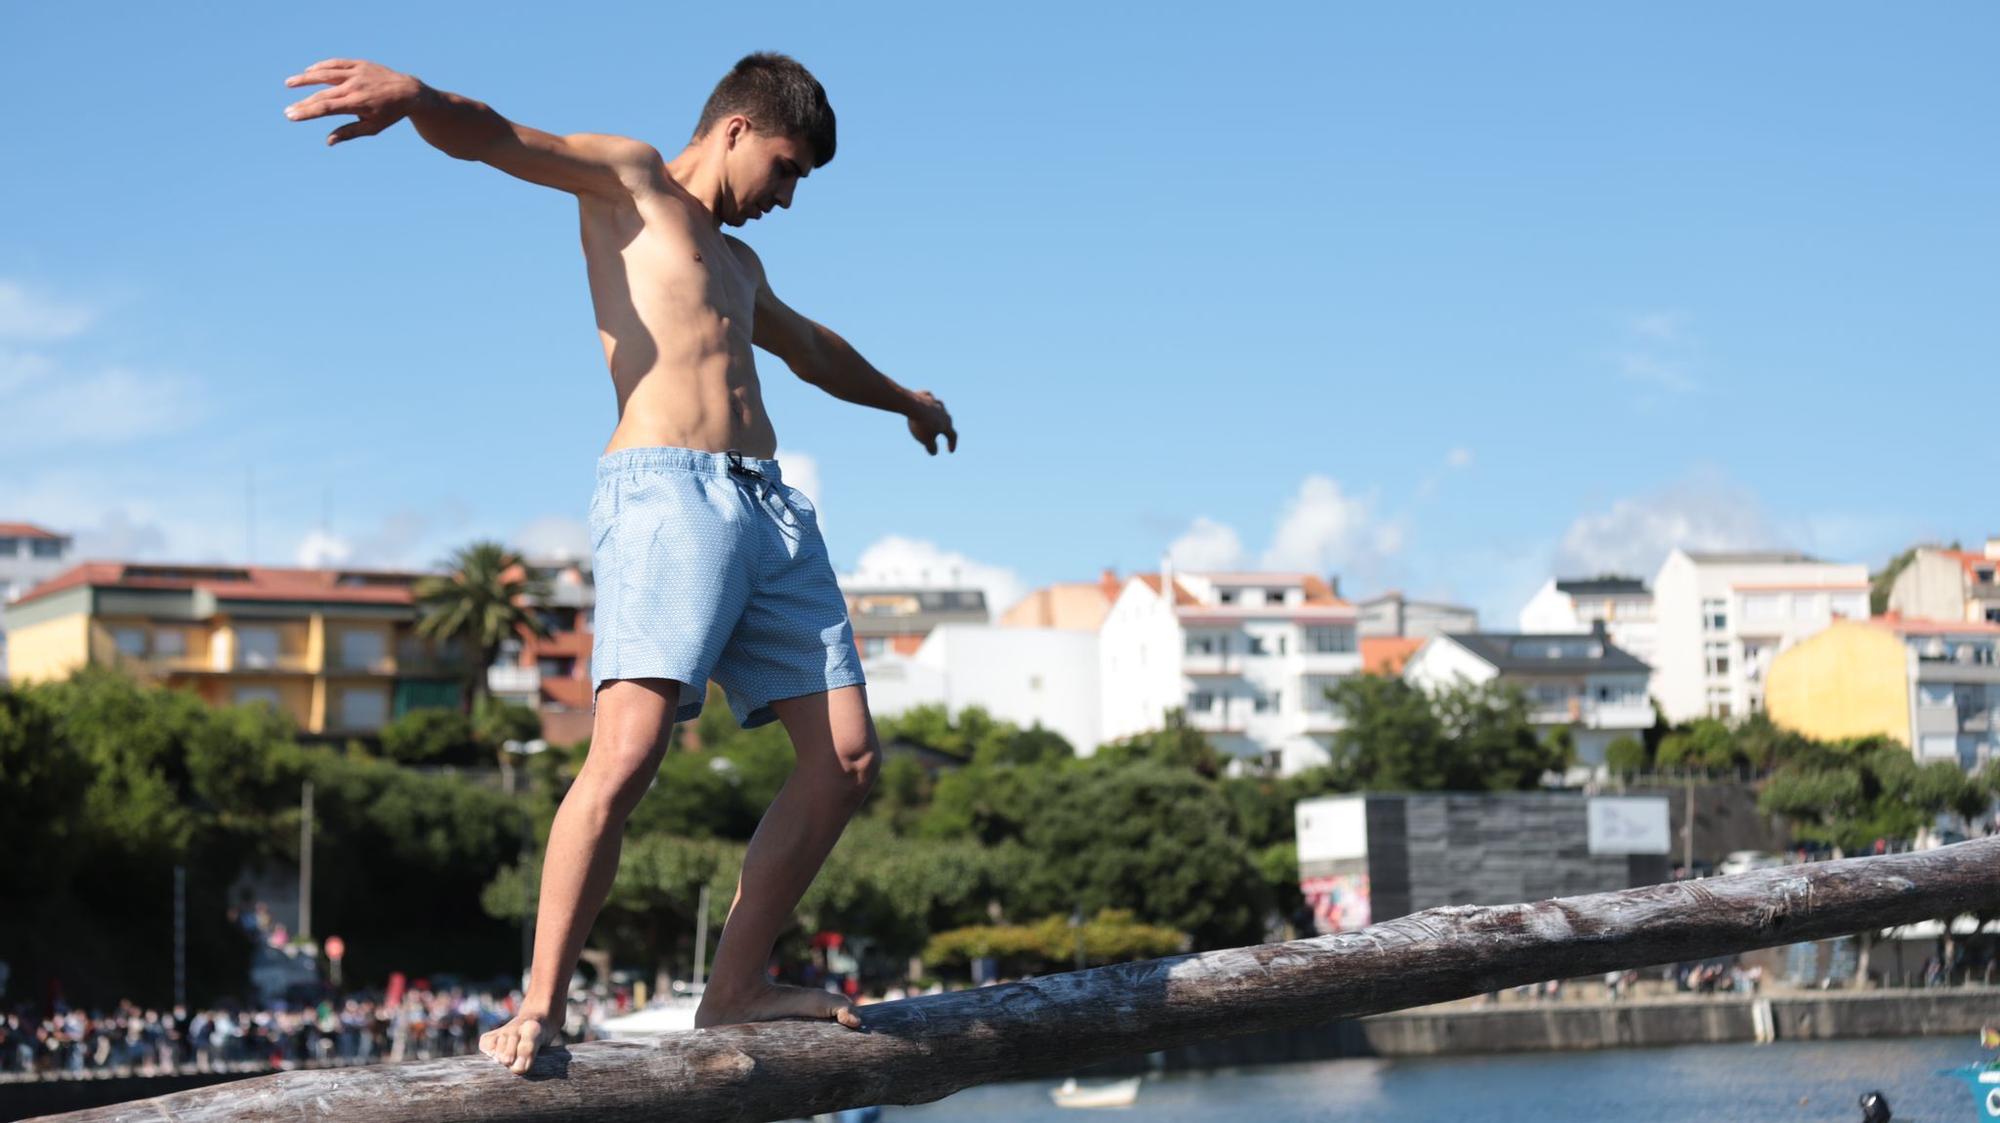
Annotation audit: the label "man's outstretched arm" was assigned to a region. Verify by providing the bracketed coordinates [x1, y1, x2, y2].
[283, 58, 662, 201]
[731, 239, 958, 455]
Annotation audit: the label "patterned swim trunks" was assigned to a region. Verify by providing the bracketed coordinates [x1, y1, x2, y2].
[588, 445, 864, 728]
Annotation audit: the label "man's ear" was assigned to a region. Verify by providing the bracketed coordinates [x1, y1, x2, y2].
[725, 115, 753, 149]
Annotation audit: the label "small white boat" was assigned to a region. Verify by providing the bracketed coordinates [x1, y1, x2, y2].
[1049, 1075, 1143, 1108]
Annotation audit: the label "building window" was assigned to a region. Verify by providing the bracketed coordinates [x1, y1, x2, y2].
[234, 685, 282, 709]
[1188, 690, 1216, 713]
[153, 629, 186, 659]
[1186, 634, 1218, 655]
[859, 636, 888, 658]
[0, 538, 16, 557]
[1702, 598, 1728, 632]
[1253, 689, 1282, 713]
[1218, 589, 1236, 605]
[338, 688, 389, 730]
[1704, 642, 1730, 677]
[1277, 634, 1289, 655]
[1247, 635, 1268, 656]
[1266, 588, 1290, 605]
[113, 627, 147, 657]
[1304, 626, 1356, 653]
[1978, 567, 1996, 586]
[30, 539, 63, 558]
[339, 629, 386, 670]
[1918, 683, 1954, 708]
[537, 657, 574, 678]
[237, 627, 281, 669]
[1704, 685, 1731, 719]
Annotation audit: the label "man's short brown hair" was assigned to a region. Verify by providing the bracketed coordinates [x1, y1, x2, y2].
[693, 52, 836, 168]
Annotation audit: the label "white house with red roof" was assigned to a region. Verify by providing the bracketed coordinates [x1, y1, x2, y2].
[1098, 563, 1362, 775]
[1887, 539, 2000, 627]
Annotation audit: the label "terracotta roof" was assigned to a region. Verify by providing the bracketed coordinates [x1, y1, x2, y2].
[1868, 611, 2000, 636]
[1361, 636, 1424, 675]
[1135, 573, 1201, 607]
[1299, 575, 1348, 606]
[0, 522, 68, 539]
[12, 561, 434, 608]
[1939, 549, 1999, 580]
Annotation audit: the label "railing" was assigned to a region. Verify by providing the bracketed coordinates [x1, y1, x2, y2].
[488, 665, 543, 693]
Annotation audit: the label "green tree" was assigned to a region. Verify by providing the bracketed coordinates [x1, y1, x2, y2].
[1013, 762, 1268, 948]
[1604, 735, 1648, 775]
[1757, 735, 1987, 852]
[1328, 677, 1563, 791]
[412, 541, 553, 715]
[1092, 708, 1223, 777]
[377, 707, 478, 765]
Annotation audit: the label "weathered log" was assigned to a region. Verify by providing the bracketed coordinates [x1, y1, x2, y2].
[40, 836, 2000, 1122]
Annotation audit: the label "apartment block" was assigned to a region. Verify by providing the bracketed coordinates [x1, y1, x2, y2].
[1650, 549, 1870, 722]
[1099, 566, 1361, 775]
[1403, 629, 1653, 767]
[2, 562, 469, 736]
[1518, 575, 1656, 666]
[1766, 615, 1999, 770]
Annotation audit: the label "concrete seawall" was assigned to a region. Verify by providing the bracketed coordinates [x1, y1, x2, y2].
[1081, 988, 2000, 1074]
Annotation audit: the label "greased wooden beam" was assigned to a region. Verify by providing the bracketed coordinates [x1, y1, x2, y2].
[41, 836, 2000, 1123]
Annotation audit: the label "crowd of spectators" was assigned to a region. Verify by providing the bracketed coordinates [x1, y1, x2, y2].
[0, 981, 635, 1080]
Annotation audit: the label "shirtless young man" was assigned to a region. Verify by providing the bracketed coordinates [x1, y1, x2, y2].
[283, 53, 956, 1074]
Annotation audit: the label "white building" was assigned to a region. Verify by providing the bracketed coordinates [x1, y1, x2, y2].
[1357, 591, 1478, 639]
[1098, 567, 1361, 776]
[1402, 631, 1654, 768]
[0, 522, 75, 681]
[1650, 549, 1870, 723]
[861, 623, 1101, 754]
[1887, 539, 2000, 627]
[1518, 576, 1656, 666]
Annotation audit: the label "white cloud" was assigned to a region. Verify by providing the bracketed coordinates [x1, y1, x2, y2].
[1445, 447, 1474, 469]
[0, 281, 205, 450]
[842, 534, 1027, 621]
[1628, 310, 1685, 343]
[1553, 469, 1784, 578]
[510, 514, 591, 564]
[1260, 474, 1401, 574]
[1167, 516, 1246, 570]
[294, 528, 354, 568]
[776, 446, 824, 528]
[0, 280, 94, 341]
[1161, 474, 1403, 590]
[1612, 310, 1701, 396]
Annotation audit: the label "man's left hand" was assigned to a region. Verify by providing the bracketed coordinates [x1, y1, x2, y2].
[906, 391, 957, 455]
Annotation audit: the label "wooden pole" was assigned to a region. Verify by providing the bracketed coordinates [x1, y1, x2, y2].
[40, 836, 2000, 1123]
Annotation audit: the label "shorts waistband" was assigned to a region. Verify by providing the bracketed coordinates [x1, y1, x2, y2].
[596, 445, 784, 483]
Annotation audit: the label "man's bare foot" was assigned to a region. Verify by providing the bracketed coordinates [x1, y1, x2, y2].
[479, 1008, 564, 1074]
[694, 981, 863, 1030]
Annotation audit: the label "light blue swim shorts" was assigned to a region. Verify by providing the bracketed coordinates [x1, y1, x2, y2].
[588, 445, 864, 727]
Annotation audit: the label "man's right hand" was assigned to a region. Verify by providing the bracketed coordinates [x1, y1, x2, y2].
[284, 59, 423, 146]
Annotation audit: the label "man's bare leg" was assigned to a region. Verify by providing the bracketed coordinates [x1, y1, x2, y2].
[479, 677, 679, 1074]
[694, 684, 879, 1030]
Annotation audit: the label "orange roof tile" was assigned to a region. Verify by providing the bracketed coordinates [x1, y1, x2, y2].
[1361, 636, 1424, 675]
[0, 522, 67, 539]
[1135, 573, 1201, 607]
[1867, 611, 2000, 636]
[12, 561, 433, 609]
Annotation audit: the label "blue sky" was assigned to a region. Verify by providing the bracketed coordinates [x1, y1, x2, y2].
[3, 2, 1994, 624]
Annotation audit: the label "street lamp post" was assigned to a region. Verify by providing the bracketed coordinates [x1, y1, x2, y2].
[502, 739, 549, 993]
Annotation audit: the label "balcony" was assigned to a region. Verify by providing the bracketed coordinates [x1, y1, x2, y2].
[1185, 707, 1246, 735]
[326, 655, 397, 675]
[231, 653, 315, 673]
[1181, 652, 1242, 677]
[489, 665, 543, 695]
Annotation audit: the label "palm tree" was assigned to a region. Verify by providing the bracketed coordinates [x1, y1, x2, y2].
[411, 541, 554, 718]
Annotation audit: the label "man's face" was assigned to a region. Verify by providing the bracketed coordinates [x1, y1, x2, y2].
[722, 119, 812, 227]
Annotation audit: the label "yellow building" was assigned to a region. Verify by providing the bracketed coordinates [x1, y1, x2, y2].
[1766, 615, 2000, 767]
[2, 561, 470, 737]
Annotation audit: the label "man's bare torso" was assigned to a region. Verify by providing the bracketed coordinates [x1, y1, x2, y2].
[580, 181, 777, 458]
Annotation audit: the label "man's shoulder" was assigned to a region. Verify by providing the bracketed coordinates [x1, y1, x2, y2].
[721, 234, 767, 279]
